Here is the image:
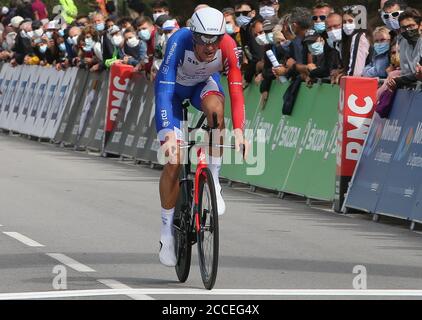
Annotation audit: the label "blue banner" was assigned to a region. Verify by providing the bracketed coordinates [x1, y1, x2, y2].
[344, 90, 413, 213]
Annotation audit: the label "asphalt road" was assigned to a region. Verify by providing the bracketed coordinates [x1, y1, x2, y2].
[1, 132, 422, 300]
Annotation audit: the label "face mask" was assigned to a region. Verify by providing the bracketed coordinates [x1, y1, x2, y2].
[236, 15, 252, 27]
[308, 41, 324, 55]
[96, 23, 105, 32]
[58, 29, 65, 37]
[255, 33, 269, 46]
[281, 40, 291, 49]
[39, 44, 47, 53]
[138, 29, 151, 41]
[27, 31, 34, 38]
[58, 43, 67, 51]
[153, 12, 165, 22]
[70, 35, 79, 45]
[34, 37, 42, 44]
[402, 28, 420, 43]
[259, 6, 275, 19]
[85, 37, 94, 47]
[226, 23, 235, 35]
[20, 30, 29, 38]
[343, 23, 356, 36]
[111, 34, 123, 46]
[34, 28, 44, 38]
[82, 45, 92, 52]
[385, 18, 400, 31]
[267, 32, 274, 44]
[327, 28, 342, 42]
[46, 31, 53, 39]
[374, 42, 390, 55]
[314, 22, 326, 33]
[127, 37, 139, 48]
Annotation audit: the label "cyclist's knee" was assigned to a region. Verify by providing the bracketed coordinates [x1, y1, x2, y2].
[163, 163, 181, 182]
[202, 95, 225, 129]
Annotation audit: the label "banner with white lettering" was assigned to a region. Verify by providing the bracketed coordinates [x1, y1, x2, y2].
[344, 89, 414, 214]
[334, 76, 378, 212]
[104, 63, 134, 146]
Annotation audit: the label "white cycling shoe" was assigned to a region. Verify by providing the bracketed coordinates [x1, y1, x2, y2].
[159, 235, 177, 267]
[215, 185, 226, 216]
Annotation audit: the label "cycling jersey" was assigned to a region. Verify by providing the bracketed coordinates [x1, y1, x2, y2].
[155, 28, 245, 142]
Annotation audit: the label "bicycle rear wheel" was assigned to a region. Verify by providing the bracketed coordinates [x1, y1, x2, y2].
[174, 180, 192, 283]
[197, 167, 219, 290]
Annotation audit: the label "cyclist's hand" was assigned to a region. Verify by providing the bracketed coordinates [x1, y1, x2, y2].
[234, 128, 249, 160]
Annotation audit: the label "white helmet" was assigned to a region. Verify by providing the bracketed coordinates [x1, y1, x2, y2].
[190, 7, 225, 36]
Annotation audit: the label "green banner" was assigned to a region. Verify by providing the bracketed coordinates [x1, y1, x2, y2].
[219, 77, 339, 201]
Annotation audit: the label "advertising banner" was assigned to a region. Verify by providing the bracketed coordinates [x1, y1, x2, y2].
[334, 76, 378, 211]
[105, 63, 134, 145]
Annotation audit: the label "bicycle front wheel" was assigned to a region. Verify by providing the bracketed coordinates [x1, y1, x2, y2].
[196, 167, 219, 290]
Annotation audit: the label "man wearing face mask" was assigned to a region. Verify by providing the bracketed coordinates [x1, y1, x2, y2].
[258, 0, 279, 20]
[152, 0, 170, 22]
[325, 13, 345, 84]
[67, 26, 81, 66]
[388, 8, 422, 89]
[121, 27, 147, 67]
[312, 2, 333, 36]
[11, 18, 34, 66]
[134, 16, 157, 76]
[381, 0, 407, 35]
[103, 24, 123, 68]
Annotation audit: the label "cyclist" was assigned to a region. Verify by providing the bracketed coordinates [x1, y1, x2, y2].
[155, 7, 247, 266]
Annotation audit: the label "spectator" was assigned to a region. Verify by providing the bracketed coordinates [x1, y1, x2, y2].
[120, 26, 147, 69]
[77, 25, 100, 70]
[105, 17, 115, 30]
[75, 15, 90, 27]
[32, 0, 48, 21]
[301, 29, 331, 82]
[224, 9, 243, 50]
[16, 0, 35, 20]
[117, 17, 133, 32]
[105, 1, 117, 21]
[134, 16, 157, 76]
[363, 26, 391, 78]
[127, 0, 146, 20]
[11, 17, 33, 66]
[381, 0, 407, 32]
[312, 1, 333, 35]
[341, 9, 371, 77]
[152, 0, 170, 22]
[325, 13, 344, 83]
[104, 24, 123, 68]
[66, 25, 80, 65]
[258, 0, 280, 20]
[59, 0, 78, 24]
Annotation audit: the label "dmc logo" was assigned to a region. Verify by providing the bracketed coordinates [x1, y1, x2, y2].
[394, 127, 414, 161]
[364, 121, 383, 157]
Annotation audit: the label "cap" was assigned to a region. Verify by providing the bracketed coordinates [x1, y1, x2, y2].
[155, 14, 171, 28]
[303, 29, 320, 44]
[262, 17, 278, 32]
[8, 16, 24, 28]
[259, 0, 279, 4]
[46, 20, 60, 30]
[162, 19, 178, 31]
[107, 24, 120, 35]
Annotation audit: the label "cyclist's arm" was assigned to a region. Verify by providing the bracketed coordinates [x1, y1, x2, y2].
[220, 34, 245, 132]
[155, 29, 186, 131]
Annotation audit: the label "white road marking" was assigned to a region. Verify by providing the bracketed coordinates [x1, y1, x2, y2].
[3, 232, 45, 247]
[97, 279, 154, 300]
[2, 289, 422, 300]
[46, 253, 95, 273]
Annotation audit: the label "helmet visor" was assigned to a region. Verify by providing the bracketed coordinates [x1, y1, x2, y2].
[192, 32, 223, 45]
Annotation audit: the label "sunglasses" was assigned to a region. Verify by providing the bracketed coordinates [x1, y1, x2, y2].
[312, 15, 327, 21]
[235, 10, 251, 17]
[193, 33, 223, 45]
[382, 11, 403, 20]
[343, 5, 357, 12]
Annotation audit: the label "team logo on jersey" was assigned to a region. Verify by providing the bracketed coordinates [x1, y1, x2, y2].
[233, 47, 242, 69]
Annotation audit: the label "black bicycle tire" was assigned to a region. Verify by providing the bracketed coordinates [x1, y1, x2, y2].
[197, 167, 219, 290]
[174, 181, 192, 283]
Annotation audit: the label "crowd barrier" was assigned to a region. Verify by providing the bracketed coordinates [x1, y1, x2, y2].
[344, 89, 422, 223]
[0, 62, 380, 210]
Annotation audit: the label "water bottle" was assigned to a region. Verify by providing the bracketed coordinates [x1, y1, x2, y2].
[266, 50, 287, 83]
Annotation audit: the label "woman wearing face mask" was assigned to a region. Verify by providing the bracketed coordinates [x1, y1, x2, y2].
[301, 30, 331, 83]
[77, 26, 100, 70]
[363, 26, 391, 78]
[341, 9, 371, 77]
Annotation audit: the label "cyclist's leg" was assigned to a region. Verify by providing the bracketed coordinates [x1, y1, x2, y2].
[156, 94, 185, 267]
[191, 74, 226, 215]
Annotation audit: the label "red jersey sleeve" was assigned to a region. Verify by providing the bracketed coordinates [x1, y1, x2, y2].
[220, 34, 245, 132]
